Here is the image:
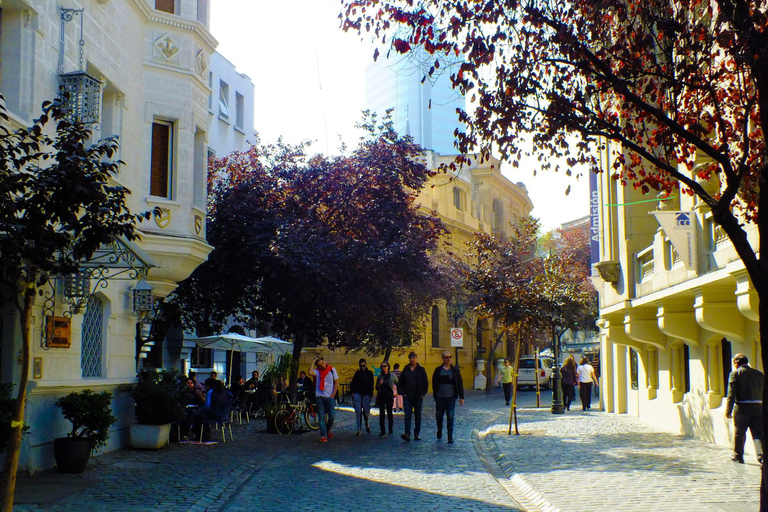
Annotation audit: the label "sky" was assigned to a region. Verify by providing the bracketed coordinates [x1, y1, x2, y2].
[209, 1, 589, 231]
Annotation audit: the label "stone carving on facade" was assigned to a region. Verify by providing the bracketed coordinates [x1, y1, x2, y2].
[155, 208, 172, 229]
[153, 33, 180, 62]
[196, 48, 208, 76]
[595, 260, 621, 283]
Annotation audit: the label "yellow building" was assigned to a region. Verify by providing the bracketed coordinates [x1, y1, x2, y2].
[592, 142, 761, 458]
[298, 151, 533, 388]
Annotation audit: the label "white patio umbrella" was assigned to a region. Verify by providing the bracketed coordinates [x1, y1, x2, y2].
[189, 333, 293, 383]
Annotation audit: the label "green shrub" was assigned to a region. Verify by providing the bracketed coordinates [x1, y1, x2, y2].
[54, 389, 117, 449]
[119, 369, 186, 425]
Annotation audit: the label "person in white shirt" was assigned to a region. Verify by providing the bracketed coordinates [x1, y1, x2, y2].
[576, 357, 598, 410]
[308, 356, 339, 443]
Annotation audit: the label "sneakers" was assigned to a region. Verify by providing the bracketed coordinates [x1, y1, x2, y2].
[366, 423, 371, 433]
[731, 455, 745, 463]
[401, 433, 411, 442]
[414, 435, 421, 441]
[356, 430, 362, 437]
[319, 437, 328, 443]
[448, 438, 454, 444]
[379, 433, 386, 437]
[327, 431, 333, 439]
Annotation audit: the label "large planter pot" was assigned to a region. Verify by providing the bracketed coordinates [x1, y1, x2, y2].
[130, 423, 172, 449]
[54, 437, 91, 473]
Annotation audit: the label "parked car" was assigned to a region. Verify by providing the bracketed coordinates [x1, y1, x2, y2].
[517, 356, 553, 389]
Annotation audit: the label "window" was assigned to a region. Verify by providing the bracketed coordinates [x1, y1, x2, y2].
[1, 5, 36, 120]
[235, 92, 245, 130]
[431, 306, 440, 348]
[155, 0, 174, 14]
[192, 346, 212, 368]
[629, 348, 639, 390]
[453, 186, 464, 211]
[150, 121, 173, 198]
[219, 80, 230, 120]
[683, 343, 691, 393]
[81, 296, 104, 378]
[197, 0, 208, 24]
[492, 198, 505, 233]
[721, 338, 732, 392]
[193, 129, 206, 208]
[208, 72, 213, 111]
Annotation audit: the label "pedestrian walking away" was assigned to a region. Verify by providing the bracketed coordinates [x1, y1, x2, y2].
[375, 361, 397, 436]
[398, 351, 429, 441]
[725, 353, 764, 465]
[392, 363, 403, 412]
[498, 359, 514, 406]
[308, 356, 339, 443]
[576, 357, 598, 411]
[351, 357, 374, 436]
[560, 356, 577, 411]
[432, 351, 464, 443]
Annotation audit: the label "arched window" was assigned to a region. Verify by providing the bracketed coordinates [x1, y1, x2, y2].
[431, 306, 440, 348]
[81, 296, 104, 378]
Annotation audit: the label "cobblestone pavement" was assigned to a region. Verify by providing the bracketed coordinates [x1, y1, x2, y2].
[11, 388, 762, 511]
[480, 390, 761, 512]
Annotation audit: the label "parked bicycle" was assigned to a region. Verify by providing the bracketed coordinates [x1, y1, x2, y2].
[274, 395, 320, 434]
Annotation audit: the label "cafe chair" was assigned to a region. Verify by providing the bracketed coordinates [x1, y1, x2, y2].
[230, 396, 249, 425]
[200, 403, 233, 442]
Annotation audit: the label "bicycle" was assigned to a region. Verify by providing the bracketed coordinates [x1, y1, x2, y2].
[274, 395, 320, 435]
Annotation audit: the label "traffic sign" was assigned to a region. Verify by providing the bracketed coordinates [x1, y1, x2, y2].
[450, 327, 463, 347]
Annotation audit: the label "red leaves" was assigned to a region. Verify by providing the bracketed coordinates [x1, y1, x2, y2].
[393, 38, 411, 53]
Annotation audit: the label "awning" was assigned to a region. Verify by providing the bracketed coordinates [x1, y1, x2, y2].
[190, 333, 292, 354]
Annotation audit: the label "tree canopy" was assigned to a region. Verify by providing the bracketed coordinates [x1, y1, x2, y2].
[172, 115, 450, 358]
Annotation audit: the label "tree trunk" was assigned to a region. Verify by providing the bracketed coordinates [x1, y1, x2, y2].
[485, 331, 505, 394]
[509, 327, 523, 435]
[1, 289, 33, 512]
[384, 346, 392, 363]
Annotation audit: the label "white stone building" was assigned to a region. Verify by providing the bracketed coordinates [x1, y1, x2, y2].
[0, 0, 215, 471]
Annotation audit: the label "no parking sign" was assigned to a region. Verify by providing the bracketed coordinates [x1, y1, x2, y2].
[450, 327, 463, 347]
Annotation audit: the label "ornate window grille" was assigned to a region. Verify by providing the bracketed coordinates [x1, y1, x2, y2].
[81, 295, 104, 378]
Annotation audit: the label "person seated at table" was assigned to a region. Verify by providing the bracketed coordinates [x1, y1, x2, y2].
[188, 370, 204, 392]
[229, 375, 248, 409]
[194, 380, 232, 441]
[246, 370, 259, 390]
[297, 371, 314, 399]
[181, 377, 206, 439]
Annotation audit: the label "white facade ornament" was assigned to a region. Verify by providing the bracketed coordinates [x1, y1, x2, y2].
[196, 48, 208, 76]
[154, 33, 180, 61]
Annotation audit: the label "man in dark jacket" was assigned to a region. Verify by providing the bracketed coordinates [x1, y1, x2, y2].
[350, 358, 374, 435]
[725, 353, 764, 464]
[432, 351, 465, 443]
[399, 351, 429, 442]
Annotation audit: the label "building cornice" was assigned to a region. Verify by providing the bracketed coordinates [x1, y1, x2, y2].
[127, 0, 218, 51]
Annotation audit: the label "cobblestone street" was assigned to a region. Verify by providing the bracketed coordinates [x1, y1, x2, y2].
[11, 388, 761, 511]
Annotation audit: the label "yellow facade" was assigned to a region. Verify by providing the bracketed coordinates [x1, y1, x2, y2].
[297, 151, 533, 386]
[593, 141, 761, 457]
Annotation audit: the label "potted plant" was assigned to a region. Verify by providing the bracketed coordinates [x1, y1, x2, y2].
[119, 369, 186, 449]
[53, 389, 116, 473]
[259, 354, 297, 433]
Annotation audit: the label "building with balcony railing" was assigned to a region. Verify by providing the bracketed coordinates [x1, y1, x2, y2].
[591, 141, 760, 458]
[0, 0, 216, 471]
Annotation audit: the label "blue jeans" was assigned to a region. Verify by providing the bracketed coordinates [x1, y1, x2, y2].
[315, 396, 336, 438]
[353, 394, 371, 432]
[435, 396, 457, 439]
[403, 395, 423, 436]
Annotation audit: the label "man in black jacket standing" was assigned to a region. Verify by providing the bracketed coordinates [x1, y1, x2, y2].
[399, 351, 429, 441]
[432, 351, 465, 443]
[726, 353, 764, 464]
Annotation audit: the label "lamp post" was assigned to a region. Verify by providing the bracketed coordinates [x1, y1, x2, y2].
[132, 279, 155, 372]
[551, 326, 565, 414]
[445, 300, 466, 368]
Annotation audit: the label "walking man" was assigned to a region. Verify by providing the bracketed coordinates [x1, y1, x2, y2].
[399, 351, 428, 442]
[725, 353, 764, 464]
[351, 358, 374, 436]
[308, 356, 338, 443]
[499, 359, 514, 406]
[432, 351, 464, 443]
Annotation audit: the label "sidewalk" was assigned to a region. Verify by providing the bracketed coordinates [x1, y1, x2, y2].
[476, 390, 761, 512]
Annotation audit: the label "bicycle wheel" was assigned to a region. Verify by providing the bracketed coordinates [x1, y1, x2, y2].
[304, 402, 320, 430]
[274, 409, 294, 435]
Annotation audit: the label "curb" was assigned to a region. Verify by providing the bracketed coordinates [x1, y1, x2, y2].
[473, 407, 561, 512]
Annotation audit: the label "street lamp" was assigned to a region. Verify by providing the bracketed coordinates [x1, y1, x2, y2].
[551, 326, 565, 415]
[131, 279, 155, 372]
[445, 300, 466, 368]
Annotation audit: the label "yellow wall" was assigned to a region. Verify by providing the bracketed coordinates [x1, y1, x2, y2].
[298, 151, 533, 385]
